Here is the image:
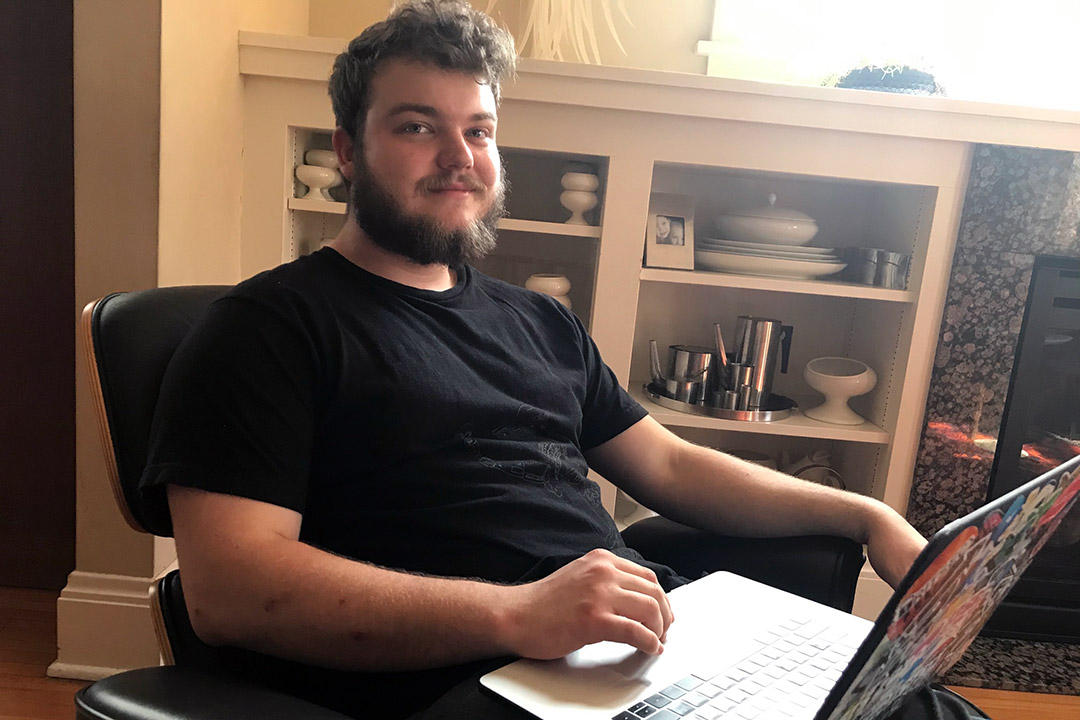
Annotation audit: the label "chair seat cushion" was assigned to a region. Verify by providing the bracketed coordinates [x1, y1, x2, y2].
[75, 666, 353, 720]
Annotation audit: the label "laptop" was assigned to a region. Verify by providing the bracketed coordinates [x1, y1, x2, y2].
[481, 455, 1080, 720]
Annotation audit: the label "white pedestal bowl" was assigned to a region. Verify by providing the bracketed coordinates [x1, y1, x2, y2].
[295, 164, 343, 201]
[803, 357, 877, 425]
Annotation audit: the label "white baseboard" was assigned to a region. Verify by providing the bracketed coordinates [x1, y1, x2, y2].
[47, 662, 133, 681]
[852, 566, 893, 621]
[48, 570, 162, 680]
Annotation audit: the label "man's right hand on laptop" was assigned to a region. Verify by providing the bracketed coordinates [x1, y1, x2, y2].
[497, 548, 674, 659]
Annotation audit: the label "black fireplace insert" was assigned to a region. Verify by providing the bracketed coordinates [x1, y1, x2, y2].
[983, 255, 1080, 642]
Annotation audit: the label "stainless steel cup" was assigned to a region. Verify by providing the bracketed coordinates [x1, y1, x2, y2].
[659, 378, 708, 404]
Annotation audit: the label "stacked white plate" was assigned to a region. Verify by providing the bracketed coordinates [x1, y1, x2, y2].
[696, 238, 846, 280]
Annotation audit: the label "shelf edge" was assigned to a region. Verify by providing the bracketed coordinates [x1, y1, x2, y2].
[629, 386, 891, 444]
[639, 267, 915, 303]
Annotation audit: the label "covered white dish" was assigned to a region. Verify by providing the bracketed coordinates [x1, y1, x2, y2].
[715, 193, 818, 245]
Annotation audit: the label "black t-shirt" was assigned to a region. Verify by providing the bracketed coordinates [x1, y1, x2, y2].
[141, 248, 677, 717]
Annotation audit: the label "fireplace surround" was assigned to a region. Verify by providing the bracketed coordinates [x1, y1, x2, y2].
[909, 144, 1080, 687]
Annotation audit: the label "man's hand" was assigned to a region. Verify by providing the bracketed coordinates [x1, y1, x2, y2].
[863, 504, 928, 589]
[498, 549, 674, 659]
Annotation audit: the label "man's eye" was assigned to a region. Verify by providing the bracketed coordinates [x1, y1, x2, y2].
[401, 123, 430, 134]
[467, 128, 492, 140]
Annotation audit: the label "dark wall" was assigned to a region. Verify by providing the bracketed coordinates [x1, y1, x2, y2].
[908, 145, 1080, 535]
[0, 1, 76, 588]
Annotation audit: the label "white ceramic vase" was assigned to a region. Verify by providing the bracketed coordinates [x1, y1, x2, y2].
[525, 273, 572, 309]
[295, 164, 343, 201]
[559, 172, 599, 225]
[803, 357, 877, 425]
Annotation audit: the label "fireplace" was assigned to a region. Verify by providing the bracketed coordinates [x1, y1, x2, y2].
[982, 255, 1080, 642]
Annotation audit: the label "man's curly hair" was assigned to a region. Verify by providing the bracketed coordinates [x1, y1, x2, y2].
[328, 0, 516, 141]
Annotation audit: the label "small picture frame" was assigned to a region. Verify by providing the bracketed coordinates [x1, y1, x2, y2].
[644, 193, 695, 270]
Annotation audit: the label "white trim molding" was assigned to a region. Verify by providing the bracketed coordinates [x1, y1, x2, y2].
[852, 566, 894, 622]
[48, 570, 162, 680]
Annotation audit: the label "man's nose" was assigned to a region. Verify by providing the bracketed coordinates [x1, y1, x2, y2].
[437, 132, 474, 170]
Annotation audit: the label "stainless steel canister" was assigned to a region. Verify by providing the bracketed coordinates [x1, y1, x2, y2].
[876, 251, 910, 290]
[732, 316, 793, 409]
[844, 248, 910, 290]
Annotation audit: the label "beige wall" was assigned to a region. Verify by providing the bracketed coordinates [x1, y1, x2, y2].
[306, 0, 709, 74]
[74, 0, 163, 577]
[308, 0, 520, 38]
[530, 0, 710, 74]
[308, 0, 393, 37]
[158, 0, 310, 288]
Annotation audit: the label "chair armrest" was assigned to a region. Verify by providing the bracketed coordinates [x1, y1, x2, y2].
[75, 666, 353, 720]
[621, 516, 865, 612]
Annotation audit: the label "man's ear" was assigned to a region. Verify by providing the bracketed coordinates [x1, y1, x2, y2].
[332, 127, 356, 181]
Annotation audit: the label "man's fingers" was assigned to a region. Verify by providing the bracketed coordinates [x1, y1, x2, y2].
[617, 570, 675, 633]
[608, 553, 662, 583]
[597, 614, 665, 656]
[610, 587, 667, 640]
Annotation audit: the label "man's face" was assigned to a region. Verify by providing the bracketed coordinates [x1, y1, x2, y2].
[338, 59, 506, 266]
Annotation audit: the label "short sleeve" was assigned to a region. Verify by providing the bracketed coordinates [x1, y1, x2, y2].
[140, 294, 319, 515]
[573, 314, 648, 451]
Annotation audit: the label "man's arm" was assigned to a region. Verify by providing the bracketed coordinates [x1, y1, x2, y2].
[584, 416, 926, 589]
[169, 485, 674, 670]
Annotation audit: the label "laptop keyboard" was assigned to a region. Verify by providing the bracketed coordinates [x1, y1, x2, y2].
[611, 616, 862, 720]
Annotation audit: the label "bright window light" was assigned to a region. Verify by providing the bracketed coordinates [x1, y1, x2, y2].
[707, 0, 1080, 110]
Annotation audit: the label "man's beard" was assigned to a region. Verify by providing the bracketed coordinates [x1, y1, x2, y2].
[349, 152, 506, 267]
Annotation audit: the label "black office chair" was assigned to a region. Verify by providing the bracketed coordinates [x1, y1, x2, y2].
[74, 285, 864, 720]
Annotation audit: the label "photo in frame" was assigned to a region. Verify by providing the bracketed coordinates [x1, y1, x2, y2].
[644, 193, 695, 270]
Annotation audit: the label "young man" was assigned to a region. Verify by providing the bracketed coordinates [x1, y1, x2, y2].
[142, 2, 985, 719]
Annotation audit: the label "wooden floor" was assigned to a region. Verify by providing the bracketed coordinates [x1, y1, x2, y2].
[0, 587, 87, 720]
[2, 586, 1079, 720]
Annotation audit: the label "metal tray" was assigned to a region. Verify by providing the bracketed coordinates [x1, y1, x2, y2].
[643, 383, 798, 422]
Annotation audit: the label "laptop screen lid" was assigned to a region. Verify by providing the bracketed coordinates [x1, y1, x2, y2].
[814, 454, 1080, 720]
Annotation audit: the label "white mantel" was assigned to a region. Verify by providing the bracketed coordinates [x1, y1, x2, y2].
[239, 31, 1080, 153]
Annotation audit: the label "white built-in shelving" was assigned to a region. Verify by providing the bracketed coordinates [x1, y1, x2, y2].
[497, 218, 601, 238]
[638, 268, 916, 303]
[288, 197, 346, 214]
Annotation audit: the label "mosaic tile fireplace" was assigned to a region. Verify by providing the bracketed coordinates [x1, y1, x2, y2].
[909, 144, 1080, 691]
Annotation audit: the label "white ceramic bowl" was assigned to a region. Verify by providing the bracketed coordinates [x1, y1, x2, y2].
[714, 213, 818, 246]
[304, 149, 339, 168]
[715, 193, 818, 246]
[803, 357, 877, 425]
[295, 164, 343, 200]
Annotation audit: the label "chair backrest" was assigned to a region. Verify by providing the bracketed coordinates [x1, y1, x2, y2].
[84, 286, 306, 682]
[82, 285, 231, 537]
